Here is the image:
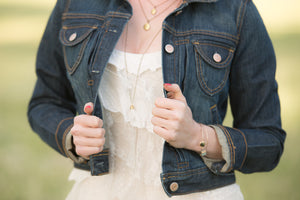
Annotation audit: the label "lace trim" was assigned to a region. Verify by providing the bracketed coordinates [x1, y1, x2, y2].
[103, 110, 164, 186]
[67, 167, 244, 200]
[66, 50, 244, 200]
[99, 49, 164, 132]
[96, 50, 165, 186]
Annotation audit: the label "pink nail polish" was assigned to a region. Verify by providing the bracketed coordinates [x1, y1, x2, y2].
[86, 105, 91, 109]
[164, 83, 172, 86]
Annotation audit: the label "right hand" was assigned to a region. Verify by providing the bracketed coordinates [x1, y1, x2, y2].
[70, 102, 105, 159]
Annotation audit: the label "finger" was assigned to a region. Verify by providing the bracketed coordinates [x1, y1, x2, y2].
[74, 115, 103, 128]
[152, 107, 176, 120]
[71, 126, 105, 138]
[84, 102, 94, 115]
[155, 97, 185, 111]
[73, 136, 105, 147]
[153, 125, 175, 142]
[75, 145, 103, 158]
[151, 116, 173, 129]
[164, 83, 186, 103]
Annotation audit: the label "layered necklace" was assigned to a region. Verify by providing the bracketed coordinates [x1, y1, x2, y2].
[138, 0, 182, 31]
[148, 0, 171, 15]
[123, 0, 182, 110]
[124, 25, 162, 110]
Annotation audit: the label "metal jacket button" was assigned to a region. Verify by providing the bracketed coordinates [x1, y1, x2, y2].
[213, 52, 222, 63]
[165, 44, 174, 54]
[69, 32, 77, 42]
[170, 182, 179, 192]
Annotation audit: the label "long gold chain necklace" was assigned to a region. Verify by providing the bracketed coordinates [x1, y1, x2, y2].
[124, 25, 162, 110]
[147, 0, 171, 15]
[138, 0, 181, 31]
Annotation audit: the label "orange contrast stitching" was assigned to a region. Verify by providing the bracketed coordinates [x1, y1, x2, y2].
[195, 49, 230, 95]
[55, 117, 73, 155]
[163, 23, 238, 43]
[218, 125, 235, 172]
[62, 123, 73, 157]
[174, 39, 189, 45]
[233, 127, 248, 170]
[178, 162, 189, 169]
[236, 0, 249, 39]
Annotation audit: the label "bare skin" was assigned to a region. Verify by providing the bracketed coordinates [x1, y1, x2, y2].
[115, 0, 182, 53]
[152, 83, 222, 159]
[70, 0, 223, 160]
[70, 103, 105, 159]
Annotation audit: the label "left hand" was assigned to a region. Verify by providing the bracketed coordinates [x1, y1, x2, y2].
[151, 83, 201, 150]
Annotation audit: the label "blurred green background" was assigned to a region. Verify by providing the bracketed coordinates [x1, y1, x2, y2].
[0, 0, 299, 199]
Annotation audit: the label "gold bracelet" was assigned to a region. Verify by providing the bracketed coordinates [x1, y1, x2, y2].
[199, 124, 208, 157]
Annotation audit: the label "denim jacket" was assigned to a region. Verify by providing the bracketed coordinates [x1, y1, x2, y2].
[28, 0, 286, 197]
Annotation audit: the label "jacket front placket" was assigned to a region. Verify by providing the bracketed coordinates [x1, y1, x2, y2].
[88, 9, 132, 175]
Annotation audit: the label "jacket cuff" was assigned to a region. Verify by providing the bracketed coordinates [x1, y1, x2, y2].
[201, 125, 231, 174]
[65, 132, 89, 164]
[216, 125, 247, 172]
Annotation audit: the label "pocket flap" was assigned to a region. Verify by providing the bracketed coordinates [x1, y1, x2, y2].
[193, 42, 234, 68]
[59, 25, 98, 46]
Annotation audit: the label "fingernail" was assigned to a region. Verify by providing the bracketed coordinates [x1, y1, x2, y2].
[164, 83, 172, 86]
[86, 105, 91, 109]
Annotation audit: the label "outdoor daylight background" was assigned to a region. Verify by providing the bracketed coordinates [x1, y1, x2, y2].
[0, 0, 299, 199]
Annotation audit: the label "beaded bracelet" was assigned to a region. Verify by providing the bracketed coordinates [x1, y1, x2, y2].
[199, 124, 208, 157]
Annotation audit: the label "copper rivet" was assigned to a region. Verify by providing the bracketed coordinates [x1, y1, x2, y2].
[69, 33, 77, 42]
[87, 80, 94, 86]
[170, 182, 179, 192]
[213, 53, 222, 63]
[165, 44, 174, 54]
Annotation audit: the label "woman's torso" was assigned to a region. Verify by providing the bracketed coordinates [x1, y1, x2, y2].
[66, 49, 243, 200]
[60, 0, 248, 195]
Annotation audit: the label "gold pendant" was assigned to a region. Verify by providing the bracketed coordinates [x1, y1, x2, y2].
[151, 8, 157, 15]
[144, 23, 150, 31]
[130, 105, 135, 110]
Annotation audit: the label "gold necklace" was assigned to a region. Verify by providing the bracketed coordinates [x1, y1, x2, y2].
[124, 25, 162, 110]
[138, 0, 182, 31]
[147, 0, 171, 15]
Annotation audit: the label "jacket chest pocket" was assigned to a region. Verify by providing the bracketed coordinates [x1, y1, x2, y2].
[59, 24, 98, 74]
[193, 41, 235, 96]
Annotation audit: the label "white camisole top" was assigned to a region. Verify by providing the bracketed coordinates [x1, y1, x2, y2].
[65, 49, 243, 200]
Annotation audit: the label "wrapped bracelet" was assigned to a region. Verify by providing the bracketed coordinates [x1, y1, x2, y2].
[199, 124, 208, 157]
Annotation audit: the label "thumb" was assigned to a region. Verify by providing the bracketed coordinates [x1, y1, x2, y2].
[164, 83, 186, 103]
[83, 102, 94, 115]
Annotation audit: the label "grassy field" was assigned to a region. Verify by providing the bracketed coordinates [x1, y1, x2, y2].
[0, 0, 299, 199]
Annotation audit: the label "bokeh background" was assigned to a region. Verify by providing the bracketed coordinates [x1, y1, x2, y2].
[0, 0, 299, 199]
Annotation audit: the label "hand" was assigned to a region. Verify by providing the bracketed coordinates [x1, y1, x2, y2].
[151, 83, 201, 150]
[70, 102, 105, 159]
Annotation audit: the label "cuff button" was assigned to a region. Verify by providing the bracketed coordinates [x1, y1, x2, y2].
[170, 182, 179, 192]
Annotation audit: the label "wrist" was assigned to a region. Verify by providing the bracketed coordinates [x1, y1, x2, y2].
[65, 132, 89, 163]
[190, 123, 220, 158]
[189, 122, 203, 154]
[194, 123, 210, 156]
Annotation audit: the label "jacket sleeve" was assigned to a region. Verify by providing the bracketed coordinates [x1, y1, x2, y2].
[27, 0, 77, 157]
[212, 0, 286, 174]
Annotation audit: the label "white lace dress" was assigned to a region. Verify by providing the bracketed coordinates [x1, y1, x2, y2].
[66, 50, 244, 200]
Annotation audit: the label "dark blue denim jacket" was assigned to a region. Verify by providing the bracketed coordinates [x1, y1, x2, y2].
[28, 0, 286, 197]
